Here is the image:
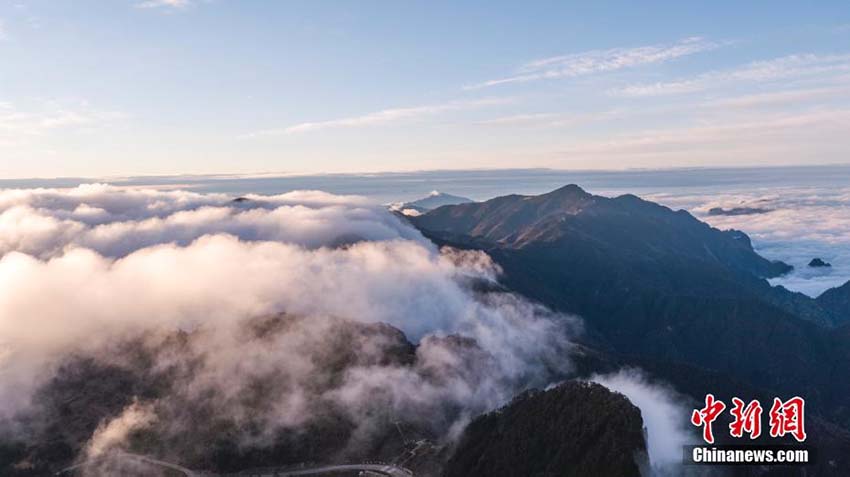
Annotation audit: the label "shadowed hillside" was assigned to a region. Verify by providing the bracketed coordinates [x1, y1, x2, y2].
[411, 186, 850, 433]
[444, 381, 648, 477]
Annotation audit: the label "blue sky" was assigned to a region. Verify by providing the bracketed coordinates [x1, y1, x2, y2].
[1, 0, 850, 178]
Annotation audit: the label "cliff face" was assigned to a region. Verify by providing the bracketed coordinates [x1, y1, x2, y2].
[444, 381, 648, 477]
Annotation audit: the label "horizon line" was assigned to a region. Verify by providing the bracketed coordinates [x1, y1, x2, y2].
[4, 161, 850, 184]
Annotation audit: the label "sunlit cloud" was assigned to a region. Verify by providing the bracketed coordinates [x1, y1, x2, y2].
[466, 37, 720, 90]
[0, 185, 578, 449]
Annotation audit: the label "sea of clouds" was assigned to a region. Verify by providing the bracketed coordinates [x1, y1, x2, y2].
[643, 185, 850, 297]
[0, 184, 692, 474]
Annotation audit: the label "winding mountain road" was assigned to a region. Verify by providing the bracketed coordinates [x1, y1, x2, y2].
[240, 463, 411, 476]
[56, 452, 198, 476]
[56, 452, 412, 477]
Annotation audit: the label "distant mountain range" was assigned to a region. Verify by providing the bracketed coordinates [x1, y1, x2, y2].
[391, 191, 473, 215]
[412, 184, 792, 277]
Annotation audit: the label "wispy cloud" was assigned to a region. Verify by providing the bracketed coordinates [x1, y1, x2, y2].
[478, 110, 625, 128]
[555, 109, 850, 158]
[244, 98, 512, 137]
[477, 113, 561, 125]
[704, 86, 850, 109]
[0, 100, 126, 146]
[466, 37, 720, 90]
[833, 24, 850, 34]
[135, 0, 191, 10]
[611, 53, 850, 97]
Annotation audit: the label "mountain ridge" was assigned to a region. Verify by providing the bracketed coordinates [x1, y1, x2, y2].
[410, 185, 850, 435]
[414, 184, 793, 279]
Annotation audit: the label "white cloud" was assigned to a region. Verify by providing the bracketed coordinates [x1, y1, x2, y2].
[135, 0, 191, 9]
[478, 109, 625, 128]
[833, 23, 850, 34]
[466, 37, 720, 89]
[611, 53, 850, 97]
[0, 185, 577, 448]
[611, 81, 705, 97]
[85, 401, 158, 458]
[0, 100, 125, 146]
[477, 113, 562, 125]
[593, 370, 694, 473]
[244, 98, 512, 137]
[0, 185, 411, 258]
[679, 187, 850, 297]
[556, 109, 850, 157]
[703, 86, 850, 109]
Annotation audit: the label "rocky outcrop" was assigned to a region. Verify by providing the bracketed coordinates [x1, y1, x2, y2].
[809, 258, 832, 267]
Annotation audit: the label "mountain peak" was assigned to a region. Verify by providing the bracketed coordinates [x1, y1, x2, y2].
[524, 184, 595, 216]
[411, 185, 599, 248]
[412, 185, 792, 279]
[391, 191, 474, 215]
[541, 184, 589, 197]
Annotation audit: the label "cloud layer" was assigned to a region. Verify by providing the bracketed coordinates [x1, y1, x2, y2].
[0, 184, 417, 258]
[611, 53, 850, 97]
[0, 185, 577, 466]
[592, 370, 694, 474]
[643, 184, 850, 297]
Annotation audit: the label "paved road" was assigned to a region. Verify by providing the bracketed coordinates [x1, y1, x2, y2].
[242, 463, 411, 476]
[57, 451, 198, 476]
[57, 452, 412, 477]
